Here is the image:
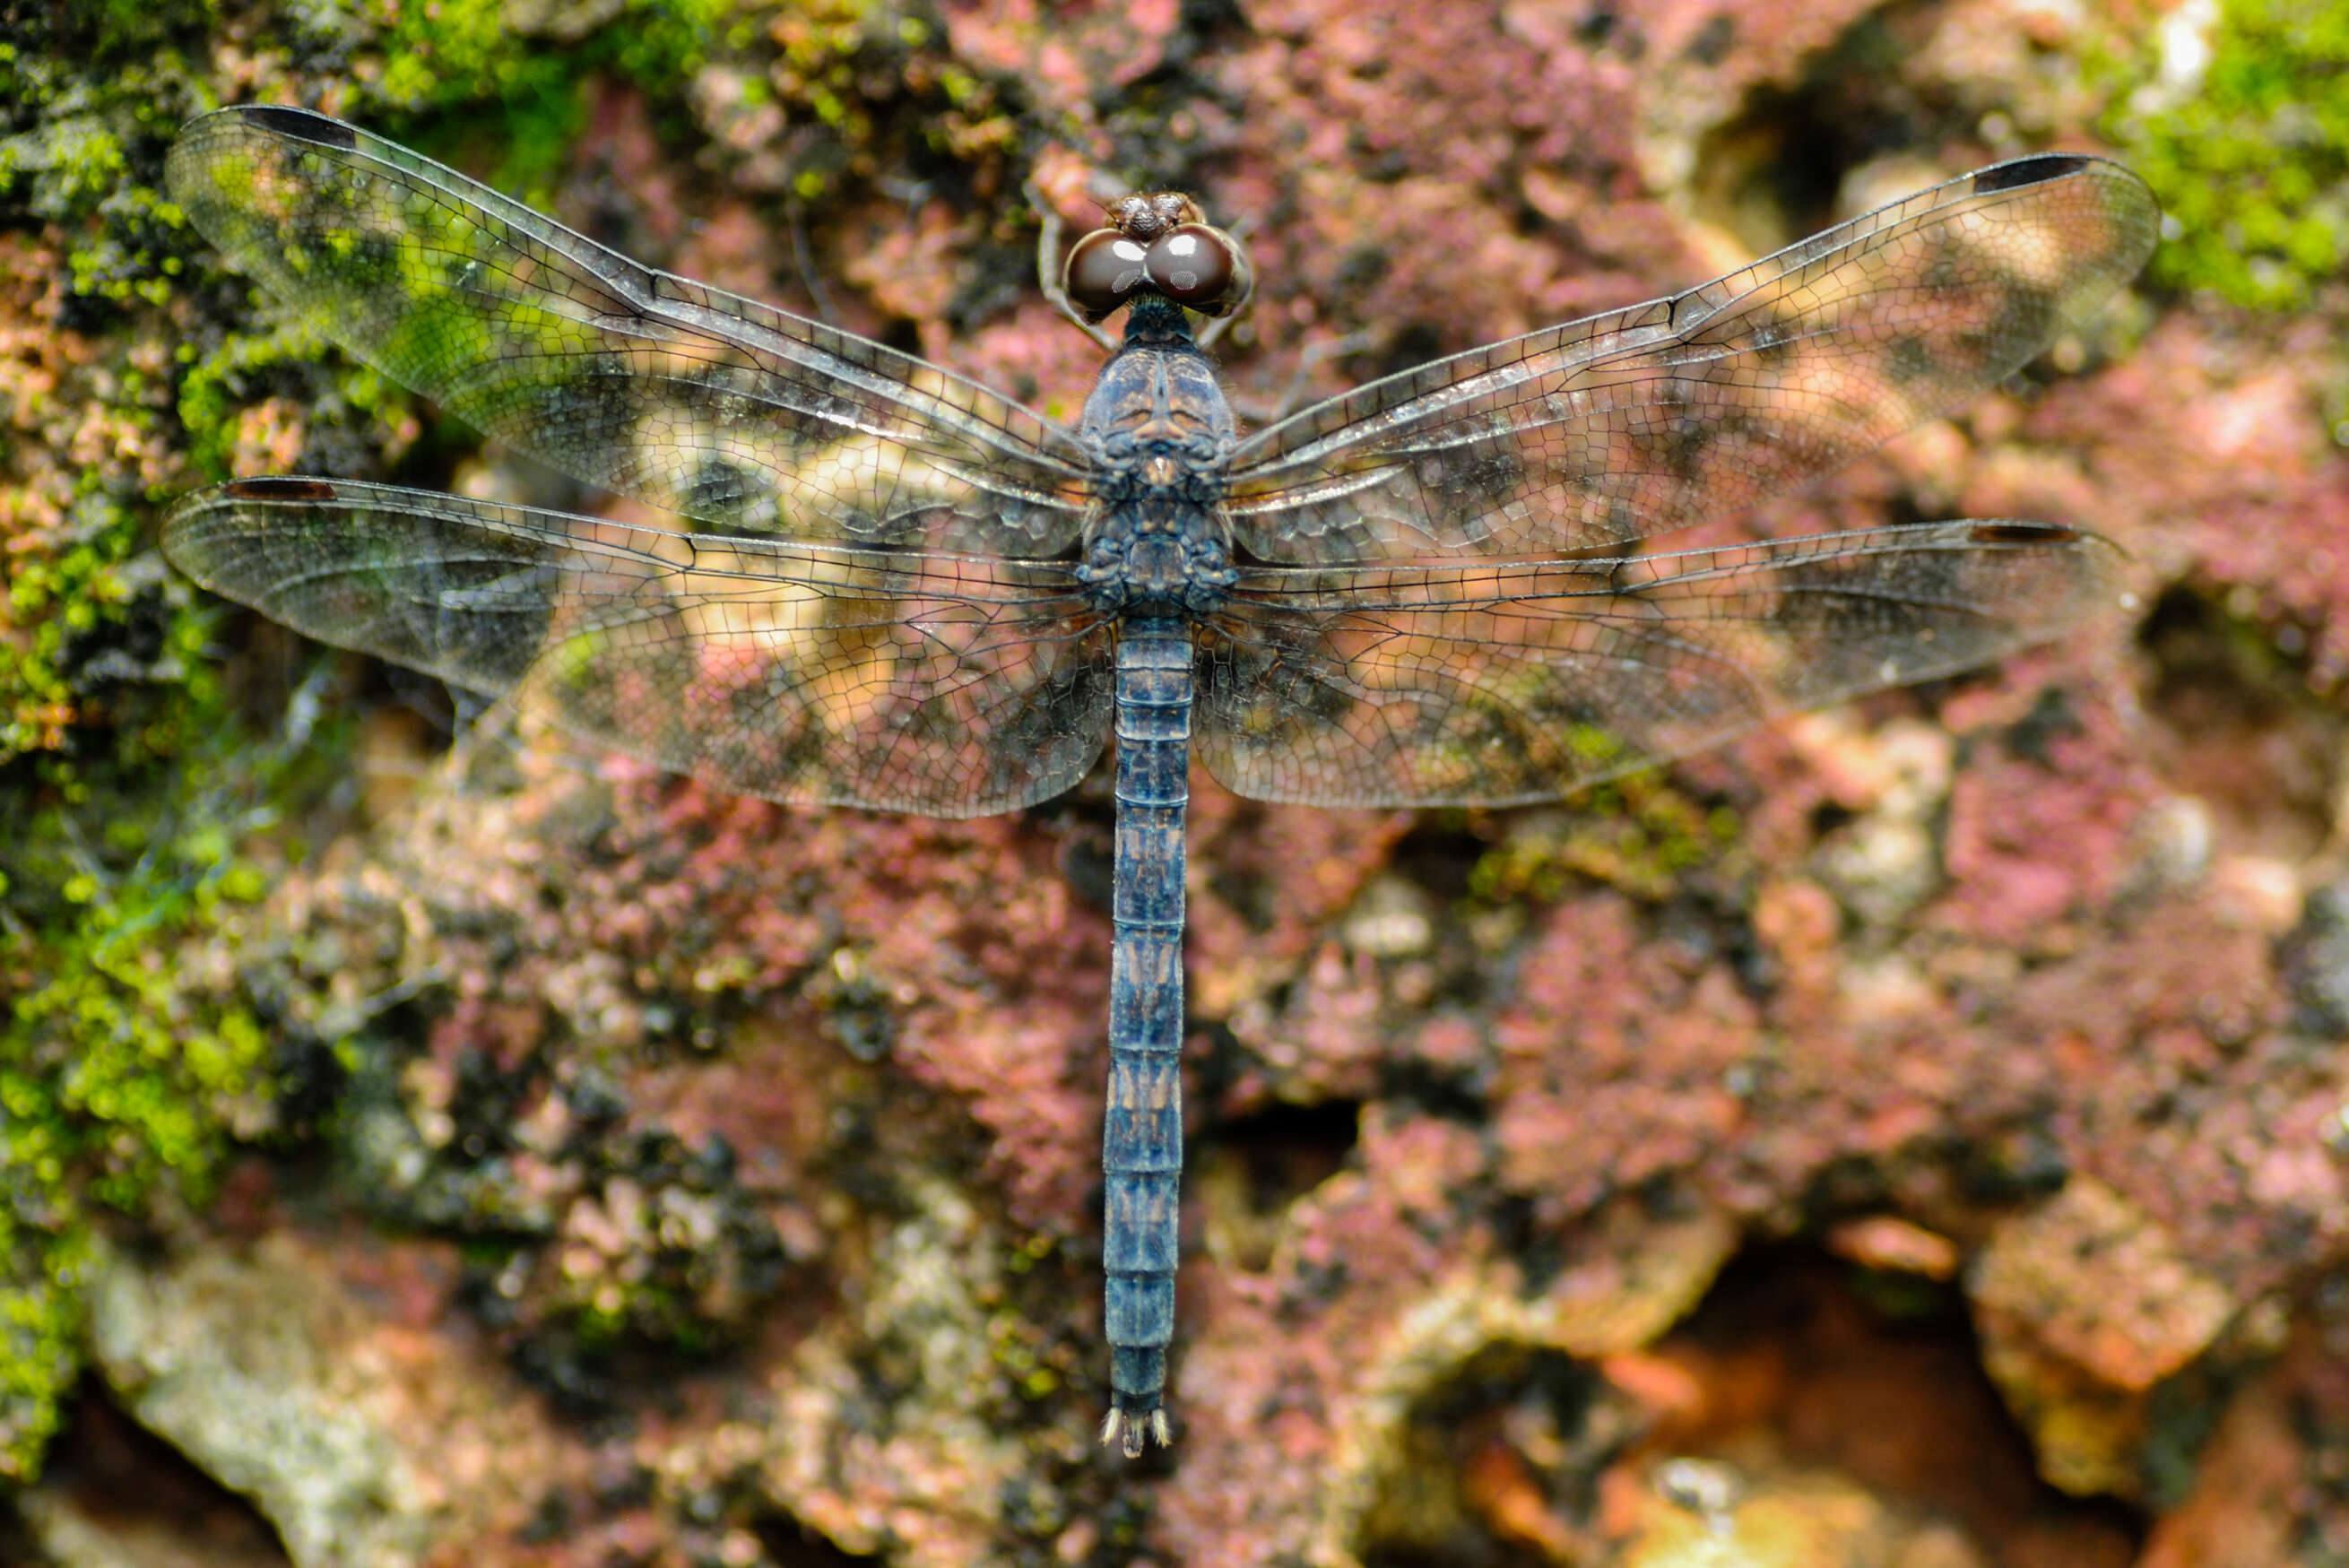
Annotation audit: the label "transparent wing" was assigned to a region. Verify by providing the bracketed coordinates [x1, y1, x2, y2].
[164, 478, 1114, 816]
[167, 106, 1093, 556]
[1195, 521, 2123, 807]
[1224, 156, 2158, 565]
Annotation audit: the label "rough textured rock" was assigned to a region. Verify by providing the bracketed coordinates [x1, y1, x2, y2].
[82, 1233, 585, 1566]
[5, 0, 2349, 1563]
[1970, 1176, 2242, 1498]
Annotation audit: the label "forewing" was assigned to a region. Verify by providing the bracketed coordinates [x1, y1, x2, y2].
[1196, 521, 2123, 807]
[167, 106, 1092, 556]
[164, 478, 1114, 816]
[1225, 156, 2158, 564]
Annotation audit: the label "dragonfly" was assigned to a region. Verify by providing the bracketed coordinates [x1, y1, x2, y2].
[160, 104, 2158, 1457]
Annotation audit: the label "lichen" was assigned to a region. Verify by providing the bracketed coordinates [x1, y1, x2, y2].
[2097, 0, 2349, 311]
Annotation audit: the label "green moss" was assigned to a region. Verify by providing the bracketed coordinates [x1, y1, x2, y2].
[349, 0, 733, 200]
[176, 324, 416, 480]
[0, 1228, 87, 1484]
[1, 28, 340, 1481]
[371, 0, 725, 109]
[0, 731, 294, 1480]
[1467, 775, 1741, 905]
[991, 1234, 1070, 1406]
[1, 51, 210, 776]
[0, 0, 1000, 1486]
[2098, 0, 2349, 310]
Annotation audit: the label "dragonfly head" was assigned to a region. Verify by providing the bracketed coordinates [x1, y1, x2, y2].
[1063, 190, 1253, 326]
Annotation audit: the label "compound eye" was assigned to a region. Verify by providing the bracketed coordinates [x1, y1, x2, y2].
[1144, 223, 1246, 314]
[1064, 229, 1151, 322]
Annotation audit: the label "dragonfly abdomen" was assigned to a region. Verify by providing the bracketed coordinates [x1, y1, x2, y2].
[1100, 617, 1192, 1457]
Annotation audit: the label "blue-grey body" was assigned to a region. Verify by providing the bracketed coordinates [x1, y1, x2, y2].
[158, 105, 2160, 1459]
[1078, 297, 1240, 1449]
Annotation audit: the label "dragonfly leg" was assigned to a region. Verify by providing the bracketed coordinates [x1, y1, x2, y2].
[1202, 267, 1259, 350]
[1027, 178, 1120, 351]
[1192, 268, 1258, 351]
[787, 209, 840, 325]
[1192, 206, 1257, 350]
[1227, 325, 1386, 425]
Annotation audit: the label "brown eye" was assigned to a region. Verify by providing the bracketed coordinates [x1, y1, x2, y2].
[1065, 228, 1151, 322]
[1144, 224, 1246, 315]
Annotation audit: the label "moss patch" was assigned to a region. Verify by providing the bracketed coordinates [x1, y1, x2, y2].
[2099, 0, 2349, 311]
[1, 783, 281, 1480]
[1467, 775, 1742, 906]
[0, 0, 804, 1480]
[0, 0, 1027, 1492]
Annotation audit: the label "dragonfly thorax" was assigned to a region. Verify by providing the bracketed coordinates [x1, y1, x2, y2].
[1079, 305, 1235, 462]
[1079, 510, 1235, 616]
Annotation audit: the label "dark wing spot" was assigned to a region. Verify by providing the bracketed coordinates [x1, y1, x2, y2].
[1433, 437, 1528, 514]
[1920, 244, 1966, 295]
[683, 458, 758, 522]
[975, 654, 1114, 794]
[1639, 387, 1729, 481]
[1751, 320, 1801, 368]
[1955, 289, 2059, 368]
[238, 105, 358, 149]
[729, 674, 829, 781]
[1526, 680, 1613, 732]
[1204, 632, 1354, 731]
[1967, 521, 2084, 545]
[1972, 154, 2090, 195]
[1886, 335, 1937, 385]
[221, 477, 340, 501]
